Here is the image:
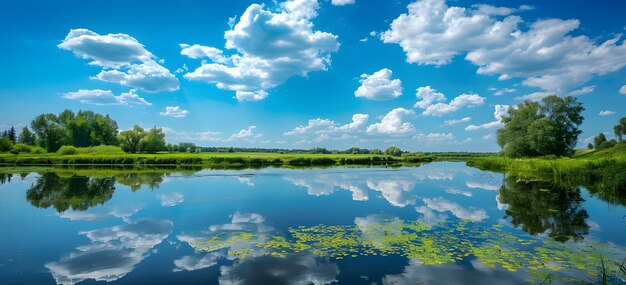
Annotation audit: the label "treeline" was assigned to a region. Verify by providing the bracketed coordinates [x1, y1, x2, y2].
[0, 109, 168, 154]
[589, 117, 626, 150]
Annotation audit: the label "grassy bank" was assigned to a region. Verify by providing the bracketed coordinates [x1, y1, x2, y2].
[466, 144, 626, 204]
[0, 151, 437, 167]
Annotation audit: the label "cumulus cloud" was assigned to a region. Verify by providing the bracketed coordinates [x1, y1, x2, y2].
[422, 197, 488, 221]
[444, 117, 471, 125]
[413, 86, 446, 108]
[331, 0, 355, 5]
[183, 0, 339, 100]
[235, 90, 268, 102]
[160, 106, 189, 118]
[160, 192, 184, 207]
[59, 29, 178, 93]
[354, 68, 403, 100]
[63, 89, 151, 106]
[465, 104, 509, 131]
[599, 110, 616, 116]
[422, 93, 485, 116]
[620, 85, 626, 95]
[366, 108, 416, 134]
[227, 126, 262, 141]
[284, 114, 369, 142]
[46, 219, 173, 285]
[488, 87, 516, 96]
[413, 132, 454, 144]
[382, 0, 626, 95]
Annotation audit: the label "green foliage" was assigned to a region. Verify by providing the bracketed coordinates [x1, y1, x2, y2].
[385, 146, 403, 156]
[370, 148, 383, 155]
[588, 143, 594, 150]
[6, 126, 16, 143]
[141, 127, 167, 153]
[57, 145, 78, 155]
[18, 127, 36, 145]
[497, 96, 584, 157]
[0, 137, 14, 152]
[598, 139, 618, 150]
[594, 133, 607, 149]
[309, 147, 330, 154]
[118, 125, 146, 153]
[614, 117, 626, 142]
[31, 113, 69, 152]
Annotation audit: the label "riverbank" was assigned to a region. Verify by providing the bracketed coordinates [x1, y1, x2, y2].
[0, 152, 437, 167]
[466, 144, 626, 204]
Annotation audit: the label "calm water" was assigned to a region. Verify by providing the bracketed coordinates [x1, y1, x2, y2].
[0, 162, 624, 285]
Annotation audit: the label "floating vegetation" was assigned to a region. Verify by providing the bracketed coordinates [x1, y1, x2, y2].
[190, 217, 626, 284]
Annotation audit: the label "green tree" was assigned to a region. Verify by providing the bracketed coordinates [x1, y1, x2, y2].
[497, 96, 584, 157]
[614, 117, 626, 142]
[141, 127, 167, 153]
[594, 133, 607, 150]
[370, 148, 383, 155]
[587, 143, 594, 150]
[18, 127, 36, 145]
[31, 113, 70, 152]
[0, 137, 13, 152]
[7, 126, 16, 144]
[117, 125, 146, 153]
[384, 146, 403, 156]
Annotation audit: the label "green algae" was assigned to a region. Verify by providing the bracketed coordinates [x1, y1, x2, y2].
[190, 218, 626, 284]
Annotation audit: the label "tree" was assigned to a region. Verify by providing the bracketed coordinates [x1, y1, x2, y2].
[587, 143, 594, 150]
[18, 127, 36, 145]
[141, 127, 167, 153]
[497, 96, 584, 157]
[118, 125, 146, 153]
[371, 148, 383, 155]
[31, 113, 70, 152]
[0, 137, 13, 152]
[384, 146, 402, 156]
[614, 117, 626, 142]
[7, 126, 16, 144]
[594, 133, 607, 150]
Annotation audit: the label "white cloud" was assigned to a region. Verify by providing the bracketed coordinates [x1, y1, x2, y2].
[422, 197, 488, 221]
[619, 85, 626, 95]
[59, 29, 178, 93]
[160, 192, 184, 207]
[235, 90, 268, 102]
[46, 219, 172, 285]
[489, 87, 516, 96]
[422, 93, 485, 116]
[366, 108, 416, 134]
[567, 85, 595, 96]
[444, 117, 471, 125]
[284, 114, 369, 139]
[482, 133, 495, 140]
[382, 0, 626, 95]
[183, 0, 339, 100]
[63, 89, 151, 106]
[331, 0, 355, 5]
[354, 68, 402, 100]
[160, 106, 189, 118]
[413, 86, 446, 108]
[413, 132, 454, 144]
[599, 110, 616, 116]
[465, 104, 509, 131]
[228, 126, 262, 141]
[179, 44, 227, 63]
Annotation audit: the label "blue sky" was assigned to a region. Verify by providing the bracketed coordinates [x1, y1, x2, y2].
[1, 0, 625, 151]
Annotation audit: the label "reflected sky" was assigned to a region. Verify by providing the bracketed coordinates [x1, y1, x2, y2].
[0, 162, 625, 284]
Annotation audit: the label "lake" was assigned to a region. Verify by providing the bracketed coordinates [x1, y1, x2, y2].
[0, 162, 624, 284]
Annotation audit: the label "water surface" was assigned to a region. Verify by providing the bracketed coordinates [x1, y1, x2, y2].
[0, 162, 624, 284]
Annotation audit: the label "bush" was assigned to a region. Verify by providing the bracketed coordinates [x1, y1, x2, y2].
[0, 137, 14, 152]
[57, 145, 78, 155]
[76, 145, 125, 155]
[30, 146, 46, 154]
[11, 144, 33, 154]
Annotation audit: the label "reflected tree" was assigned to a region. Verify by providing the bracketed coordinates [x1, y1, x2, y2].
[26, 173, 116, 212]
[0, 173, 12, 184]
[498, 175, 589, 242]
[114, 173, 164, 191]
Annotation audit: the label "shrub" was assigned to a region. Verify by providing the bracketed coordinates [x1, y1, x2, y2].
[30, 146, 46, 154]
[57, 145, 78, 155]
[12, 144, 33, 154]
[0, 137, 14, 152]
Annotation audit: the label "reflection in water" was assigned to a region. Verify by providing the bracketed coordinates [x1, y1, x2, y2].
[115, 173, 164, 191]
[26, 174, 116, 212]
[422, 197, 488, 221]
[46, 218, 173, 285]
[498, 175, 590, 242]
[176, 212, 340, 284]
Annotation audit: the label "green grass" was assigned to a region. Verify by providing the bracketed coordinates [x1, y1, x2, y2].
[0, 150, 437, 167]
[466, 144, 626, 205]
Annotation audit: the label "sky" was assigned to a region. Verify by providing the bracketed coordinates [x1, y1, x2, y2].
[1, 0, 625, 152]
